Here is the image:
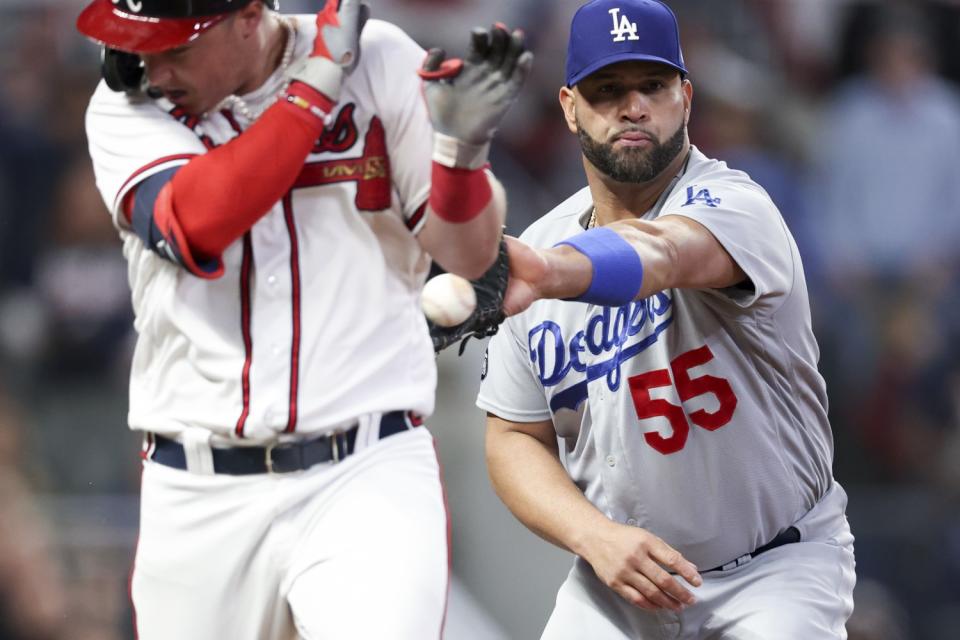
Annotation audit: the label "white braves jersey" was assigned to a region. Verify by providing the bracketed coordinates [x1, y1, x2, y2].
[477, 147, 842, 570]
[86, 18, 437, 443]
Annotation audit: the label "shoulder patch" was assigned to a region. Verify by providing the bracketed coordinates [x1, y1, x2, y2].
[683, 186, 722, 208]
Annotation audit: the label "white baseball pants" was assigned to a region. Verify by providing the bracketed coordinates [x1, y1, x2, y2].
[130, 427, 449, 640]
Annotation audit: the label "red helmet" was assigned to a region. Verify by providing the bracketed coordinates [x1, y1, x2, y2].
[77, 0, 277, 55]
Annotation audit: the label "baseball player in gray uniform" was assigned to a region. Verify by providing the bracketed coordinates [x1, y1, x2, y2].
[477, 1, 856, 638]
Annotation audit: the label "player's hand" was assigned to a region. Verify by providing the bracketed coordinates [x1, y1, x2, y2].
[418, 24, 534, 167]
[288, 0, 370, 101]
[312, 0, 369, 70]
[502, 237, 598, 315]
[582, 520, 702, 612]
[502, 236, 549, 317]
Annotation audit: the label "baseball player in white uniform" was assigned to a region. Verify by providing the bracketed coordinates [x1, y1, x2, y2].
[478, 1, 856, 638]
[75, 0, 531, 638]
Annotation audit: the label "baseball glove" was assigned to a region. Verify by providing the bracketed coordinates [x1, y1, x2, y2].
[428, 237, 509, 355]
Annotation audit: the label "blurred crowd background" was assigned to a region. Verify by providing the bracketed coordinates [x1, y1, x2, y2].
[0, 0, 958, 638]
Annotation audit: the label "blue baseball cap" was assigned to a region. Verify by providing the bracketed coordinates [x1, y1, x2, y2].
[565, 0, 687, 87]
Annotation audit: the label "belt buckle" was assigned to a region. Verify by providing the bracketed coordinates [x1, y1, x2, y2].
[330, 431, 342, 463]
[264, 441, 278, 474]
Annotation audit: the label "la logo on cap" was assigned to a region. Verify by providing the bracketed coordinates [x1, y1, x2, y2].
[609, 7, 639, 42]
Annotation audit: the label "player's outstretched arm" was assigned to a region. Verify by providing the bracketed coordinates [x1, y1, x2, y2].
[416, 25, 533, 280]
[486, 414, 702, 611]
[502, 216, 746, 315]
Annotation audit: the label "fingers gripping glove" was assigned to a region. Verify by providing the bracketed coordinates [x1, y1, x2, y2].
[286, 0, 369, 112]
[418, 25, 534, 169]
[429, 235, 510, 355]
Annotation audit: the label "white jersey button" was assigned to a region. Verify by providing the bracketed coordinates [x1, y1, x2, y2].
[605, 455, 616, 467]
[267, 275, 277, 286]
[626, 518, 637, 526]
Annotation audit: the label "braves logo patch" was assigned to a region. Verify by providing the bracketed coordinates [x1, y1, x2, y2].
[313, 103, 360, 154]
[295, 105, 392, 211]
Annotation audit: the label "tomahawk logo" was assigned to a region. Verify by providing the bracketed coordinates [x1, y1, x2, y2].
[609, 7, 640, 42]
[112, 0, 144, 13]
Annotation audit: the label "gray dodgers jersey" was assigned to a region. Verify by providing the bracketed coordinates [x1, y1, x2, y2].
[477, 147, 838, 570]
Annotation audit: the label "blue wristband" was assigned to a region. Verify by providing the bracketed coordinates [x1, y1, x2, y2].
[555, 227, 644, 307]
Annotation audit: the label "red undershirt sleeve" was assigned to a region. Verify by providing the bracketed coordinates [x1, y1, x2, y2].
[129, 83, 332, 273]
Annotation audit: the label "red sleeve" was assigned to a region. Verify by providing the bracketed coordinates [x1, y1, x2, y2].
[163, 83, 333, 262]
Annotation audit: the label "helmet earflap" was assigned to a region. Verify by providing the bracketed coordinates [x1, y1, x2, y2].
[102, 46, 145, 94]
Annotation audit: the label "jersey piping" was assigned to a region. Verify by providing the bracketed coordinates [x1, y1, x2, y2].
[235, 233, 255, 437]
[282, 192, 303, 434]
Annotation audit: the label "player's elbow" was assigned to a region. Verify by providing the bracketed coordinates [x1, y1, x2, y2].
[658, 233, 682, 281]
[484, 424, 514, 494]
[612, 222, 681, 291]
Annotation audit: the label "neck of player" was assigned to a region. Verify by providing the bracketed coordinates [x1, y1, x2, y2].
[235, 13, 290, 97]
[588, 140, 691, 226]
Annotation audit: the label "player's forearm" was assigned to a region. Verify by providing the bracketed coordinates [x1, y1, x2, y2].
[613, 216, 744, 292]
[486, 427, 612, 557]
[422, 207, 501, 279]
[534, 216, 743, 304]
[419, 172, 506, 280]
[168, 85, 330, 258]
[163, 0, 361, 259]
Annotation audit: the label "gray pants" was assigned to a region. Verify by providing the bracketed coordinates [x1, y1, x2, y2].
[542, 488, 856, 639]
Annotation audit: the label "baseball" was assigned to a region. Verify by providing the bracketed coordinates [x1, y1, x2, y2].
[422, 273, 477, 327]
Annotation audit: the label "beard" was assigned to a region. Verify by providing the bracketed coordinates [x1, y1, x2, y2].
[577, 118, 686, 183]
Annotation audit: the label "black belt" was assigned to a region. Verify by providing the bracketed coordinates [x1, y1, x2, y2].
[704, 526, 801, 572]
[148, 410, 421, 475]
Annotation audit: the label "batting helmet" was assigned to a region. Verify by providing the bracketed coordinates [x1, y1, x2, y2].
[77, 0, 280, 55]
